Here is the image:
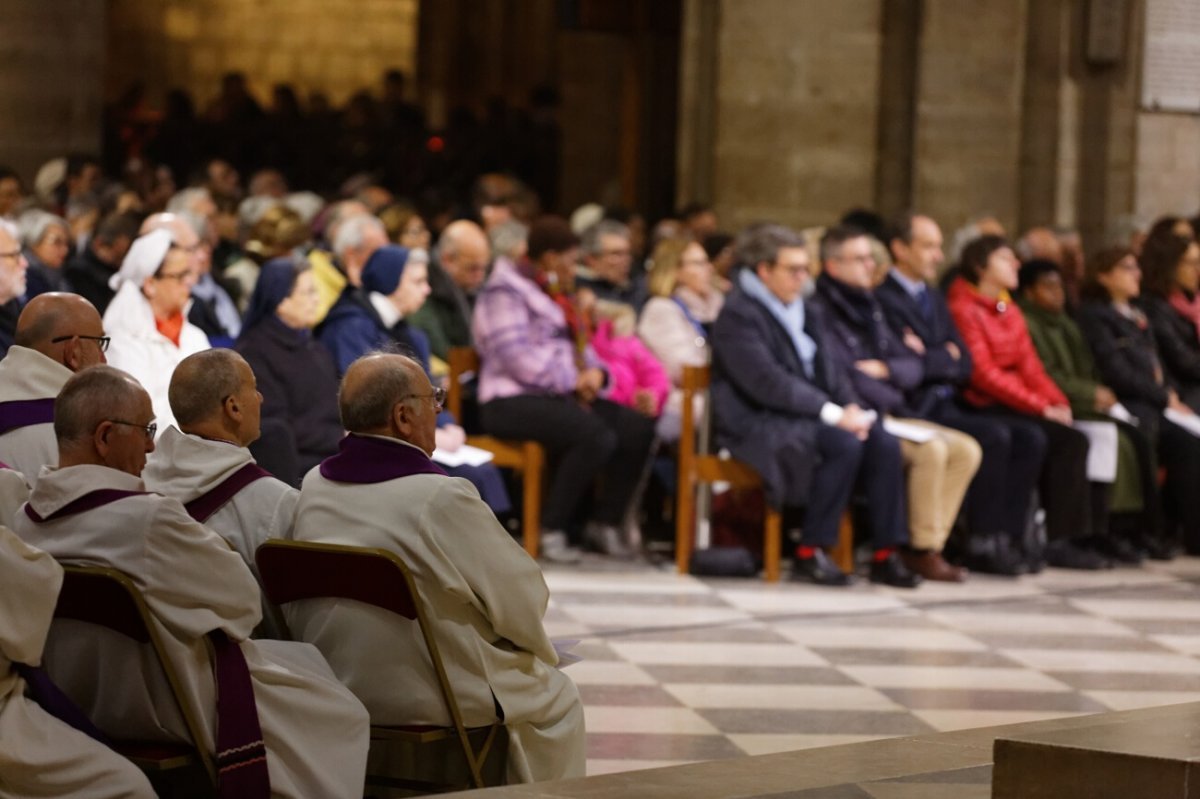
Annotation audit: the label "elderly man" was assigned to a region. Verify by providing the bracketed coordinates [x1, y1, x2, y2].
[813, 225, 981, 581]
[0, 525, 156, 798]
[63, 210, 140, 315]
[142, 349, 296, 573]
[712, 223, 919, 587]
[15, 365, 370, 798]
[290, 352, 585, 784]
[0, 221, 29, 357]
[0, 293, 108, 479]
[409, 219, 490, 362]
[576, 219, 648, 312]
[877, 213, 1034, 575]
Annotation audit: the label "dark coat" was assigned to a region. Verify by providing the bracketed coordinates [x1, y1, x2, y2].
[1142, 294, 1200, 410]
[1076, 300, 1171, 426]
[316, 287, 390, 375]
[0, 299, 17, 359]
[406, 259, 474, 363]
[1019, 300, 1102, 417]
[24, 250, 71, 298]
[812, 274, 923, 417]
[63, 247, 117, 315]
[875, 272, 973, 417]
[711, 287, 857, 509]
[235, 316, 344, 472]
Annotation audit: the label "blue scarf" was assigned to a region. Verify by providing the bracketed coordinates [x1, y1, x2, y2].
[738, 268, 818, 376]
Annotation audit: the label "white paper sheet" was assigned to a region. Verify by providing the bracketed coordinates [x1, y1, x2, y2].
[1073, 420, 1119, 483]
[1107, 402, 1137, 425]
[1166, 407, 1200, 438]
[882, 417, 937, 443]
[432, 443, 496, 467]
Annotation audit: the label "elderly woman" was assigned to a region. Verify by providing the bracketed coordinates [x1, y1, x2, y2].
[236, 257, 343, 479]
[1137, 225, 1200, 411]
[636, 237, 724, 440]
[17, 210, 71, 297]
[103, 228, 210, 434]
[1077, 247, 1199, 556]
[946, 235, 1107, 569]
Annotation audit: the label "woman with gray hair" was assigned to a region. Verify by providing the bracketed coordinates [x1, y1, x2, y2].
[17, 209, 71, 297]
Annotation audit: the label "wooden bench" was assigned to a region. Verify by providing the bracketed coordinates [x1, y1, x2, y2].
[675, 365, 854, 582]
[447, 347, 546, 558]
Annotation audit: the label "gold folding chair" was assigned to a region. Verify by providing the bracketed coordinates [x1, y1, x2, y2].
[52, 566, 218, 791]
[255, 539, 504, 792]
[447, 346, 546, 557]
[675, 365, 855, 582]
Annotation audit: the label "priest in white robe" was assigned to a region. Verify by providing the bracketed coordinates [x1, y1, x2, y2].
[0, 293, 108, 479]
[0, 465, 28, 529]
[0, 523, 156, 798]
[291, 352, 585, 784]
[14, 365, 370, 799]
[142, 349, 299, 572]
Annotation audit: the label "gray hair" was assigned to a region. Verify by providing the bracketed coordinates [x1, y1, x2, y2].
[55, 365, 144, 447]
[488, 219, 529, 260]
[338, 352, 421, 432]
[333, 215, 386, 258]
[169, 350, 245, 427]
[166, 187, 212, 215]
[580, 219, 631, 257]
[17, 209, 68, 248]
[732, 223, 806, 271]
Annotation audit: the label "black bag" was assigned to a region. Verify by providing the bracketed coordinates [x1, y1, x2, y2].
[689, 546, 758, 578]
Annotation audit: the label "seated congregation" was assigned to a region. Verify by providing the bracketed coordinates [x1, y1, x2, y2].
[5, 157, 1200, 794]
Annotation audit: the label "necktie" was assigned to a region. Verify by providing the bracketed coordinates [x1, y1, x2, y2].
[916, 287, 933, 321]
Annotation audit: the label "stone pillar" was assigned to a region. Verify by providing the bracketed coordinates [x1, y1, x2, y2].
[0, 0, 105, 183]
[708, 0, 884, 231]
[912, 0, 1029, 235]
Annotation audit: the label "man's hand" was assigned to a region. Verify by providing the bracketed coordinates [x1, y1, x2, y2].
[1043, 404, 1073, 425]
[902, 328, 926, 355]
[837, 403, 873, 440]
[633, 389, 657, 417]
[1168, 389, 1194, 415]
[945, 341, 962, 361]
[855, 359, 890, 380]
[434, 424, 466, 452]
[1094, 386, 1118, 412]
[575, 367, 605, 402]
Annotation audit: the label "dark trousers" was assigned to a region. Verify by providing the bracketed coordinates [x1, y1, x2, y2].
[480, 395, 656, 533]
[799, 423, 907, 548]
[930, 402, 1045, 539]
[1160, 419, 1200, 550]
[978, 407, 1096, 541]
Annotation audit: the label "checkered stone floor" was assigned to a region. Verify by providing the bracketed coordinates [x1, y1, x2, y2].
[541, 555, 1200, 776]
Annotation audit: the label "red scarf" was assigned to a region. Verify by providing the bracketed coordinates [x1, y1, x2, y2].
[1169, 290, 1200, 342]
[155, 311, 185, 347]
[529, 265, 592, 367]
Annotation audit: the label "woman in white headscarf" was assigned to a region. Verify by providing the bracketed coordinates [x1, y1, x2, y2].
[103, 228, 210, 434]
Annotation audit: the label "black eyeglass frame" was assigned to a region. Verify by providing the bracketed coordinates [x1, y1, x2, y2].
[106, 419, 157, 439]
[50, 334, 111, 353]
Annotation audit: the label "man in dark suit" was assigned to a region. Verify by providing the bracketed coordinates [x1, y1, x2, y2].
[876, 212, 1032, 574]
[710, 223, 918, 588]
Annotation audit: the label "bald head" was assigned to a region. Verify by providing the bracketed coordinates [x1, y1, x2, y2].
[56, 365, 156, 475]
[339, 353, 421, 434]
[169, 350, 262, 445]
[438, 220, 490, 293]
[14, 293, 107, 371]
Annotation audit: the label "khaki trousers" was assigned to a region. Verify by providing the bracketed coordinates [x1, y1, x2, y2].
[893, 417, 982, 551]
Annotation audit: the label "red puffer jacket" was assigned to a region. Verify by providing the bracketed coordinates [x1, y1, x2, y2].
[946, 277, 1067, 415]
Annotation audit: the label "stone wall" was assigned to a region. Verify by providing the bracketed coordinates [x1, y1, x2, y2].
[106, 0, 418, 109]
[0, 0, 105, 182]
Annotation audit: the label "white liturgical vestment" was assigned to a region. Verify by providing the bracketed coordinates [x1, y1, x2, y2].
[291, 434, 586, 783]
[14, 464, 370, 799]
[0, 346, 73, 480]
[0, 524, 155, 798]
[0, 467, 29, 530]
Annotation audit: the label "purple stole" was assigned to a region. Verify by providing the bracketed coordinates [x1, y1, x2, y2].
[319, 433, 447, 483]
[14, 663, 111, 745]
[184, 463, 272, 523]
[26, 486, 271, 798]
[0, 398, 55, 435]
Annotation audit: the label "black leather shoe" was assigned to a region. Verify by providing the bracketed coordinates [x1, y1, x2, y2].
[1091, 536, 1144, 566]
[869, 552, 922, 589]
[1045, 540, 1111, 570]
[790, 550, 854, 586]
[1142, 537, 1180, 561]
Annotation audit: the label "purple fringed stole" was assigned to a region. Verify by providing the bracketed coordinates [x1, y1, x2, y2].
[14, 662, 111, 744]
[0, 398, 55, 435]
[210, 630, 271, 798]
[319, 434, 447, 483]
[184, 463, 272, 523]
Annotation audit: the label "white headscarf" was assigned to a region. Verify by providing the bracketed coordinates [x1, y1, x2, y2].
[109, 228, 173, 291]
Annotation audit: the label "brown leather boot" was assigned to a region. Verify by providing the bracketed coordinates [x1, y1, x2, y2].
[902, 550, 967, 582]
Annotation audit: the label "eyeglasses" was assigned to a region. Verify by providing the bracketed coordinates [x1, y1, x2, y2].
[154, 269, 193, 282]
[400, 387, 447, 411]
[107, 420, 157, 439]
[50, 334, 111, 352]
[0, 249, 23, 261]
[836, 253, 876, 264]
[169, 243, 204, 254]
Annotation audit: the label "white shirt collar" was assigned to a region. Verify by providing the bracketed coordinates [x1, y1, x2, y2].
[889, 267, 927, 299]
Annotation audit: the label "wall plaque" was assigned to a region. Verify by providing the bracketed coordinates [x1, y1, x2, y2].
[1142, 0, 1200, 112]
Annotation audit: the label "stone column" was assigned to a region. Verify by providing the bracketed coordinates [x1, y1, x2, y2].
[0, 0, 105, 183]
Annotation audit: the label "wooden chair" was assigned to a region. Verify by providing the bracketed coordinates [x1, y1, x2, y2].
[52, 566, 218, 791]
[447, 346, 546, 558]
[675, 365, 854, 582]
[255, 540, 504, 793]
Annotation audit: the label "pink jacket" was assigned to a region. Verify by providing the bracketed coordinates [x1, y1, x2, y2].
[591, 319, 670, 415]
